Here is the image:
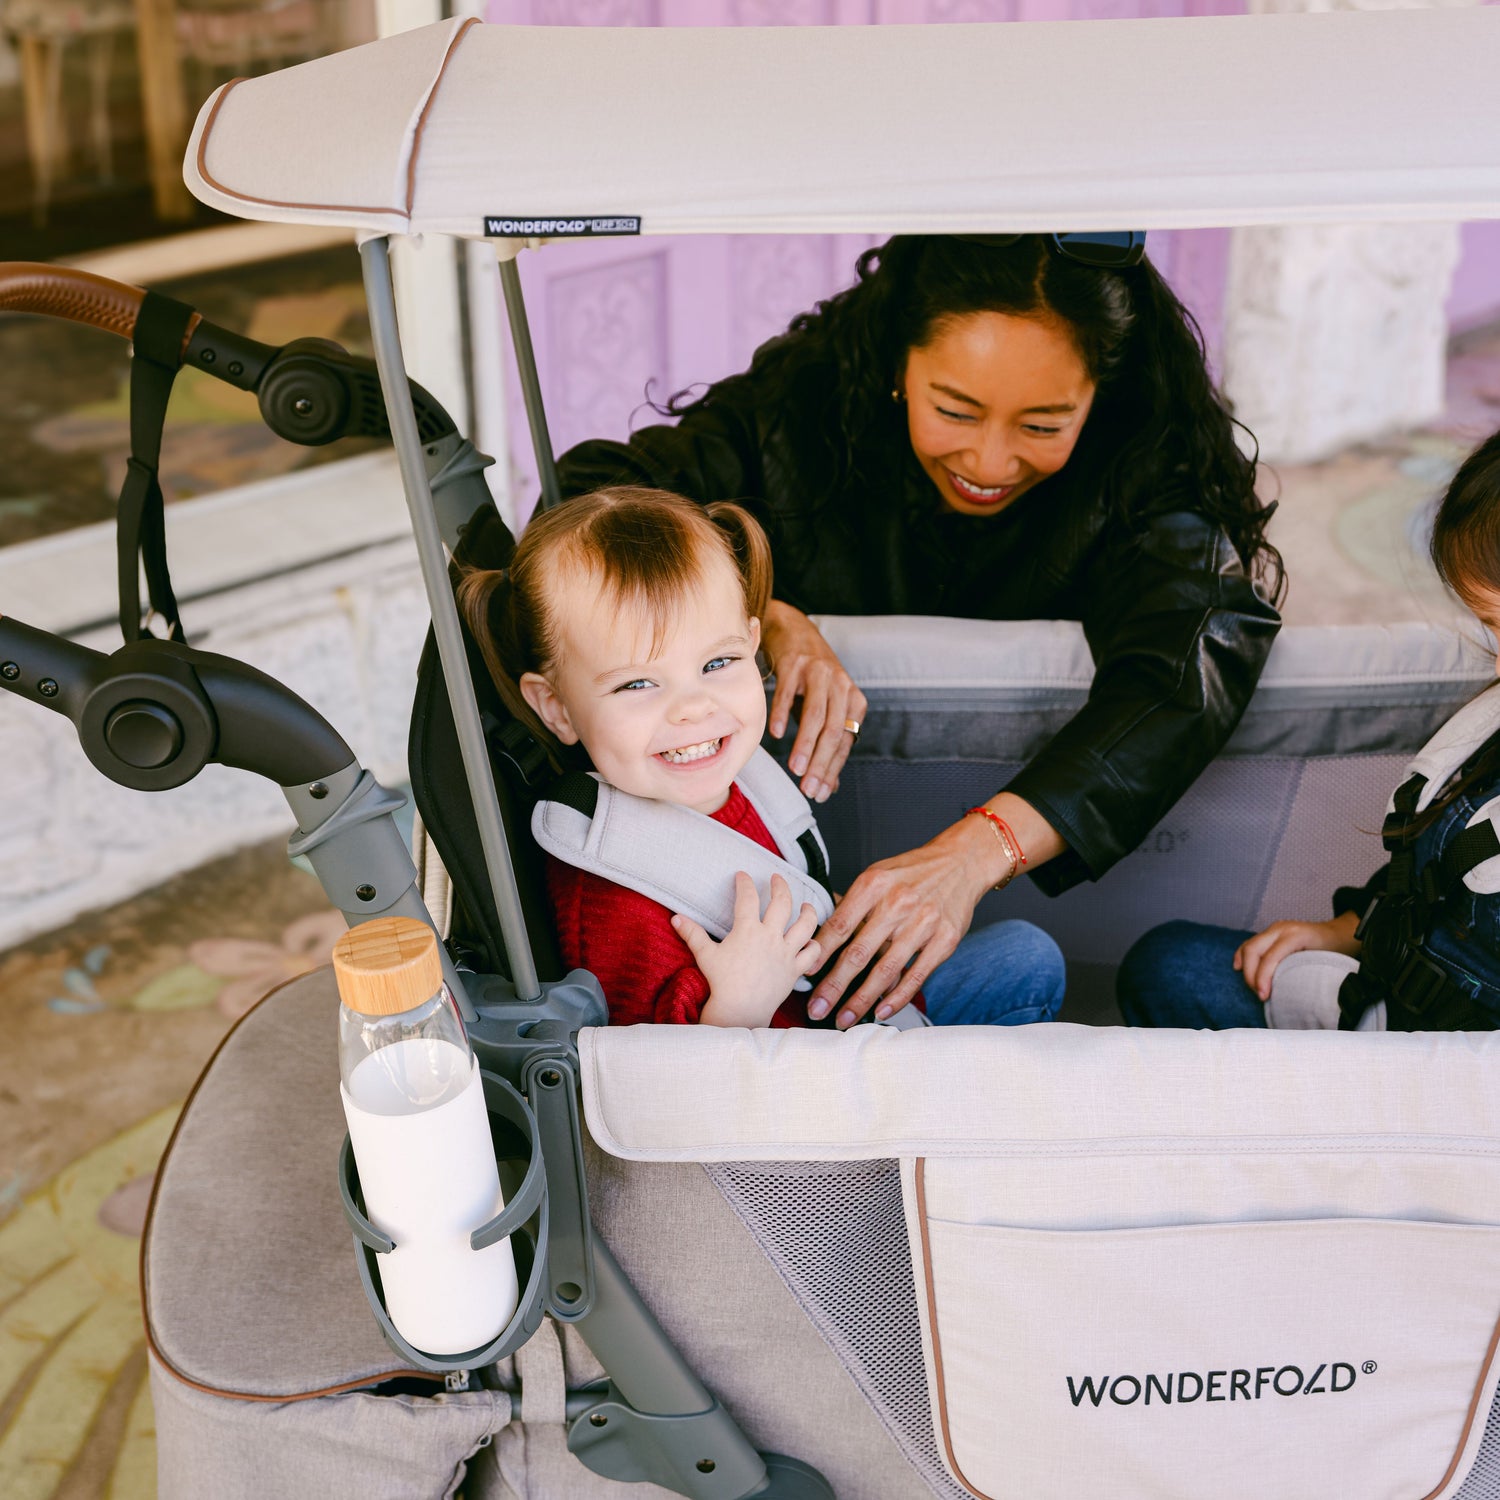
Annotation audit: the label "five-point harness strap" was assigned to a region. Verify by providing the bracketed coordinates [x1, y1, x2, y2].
[1339, 769, 1500, 1031]
[117, 291, 196, 643]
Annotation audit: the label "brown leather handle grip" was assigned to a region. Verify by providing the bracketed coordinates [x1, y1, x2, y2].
[0, 262, 200, 350]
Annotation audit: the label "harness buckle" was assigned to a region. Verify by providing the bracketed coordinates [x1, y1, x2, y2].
[1391, 947, 1458, 1018]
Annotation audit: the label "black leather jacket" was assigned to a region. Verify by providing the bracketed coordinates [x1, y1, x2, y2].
[554, 356, 1281, 894]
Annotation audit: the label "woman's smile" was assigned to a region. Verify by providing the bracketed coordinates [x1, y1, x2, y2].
[943, 468, 1022, 509]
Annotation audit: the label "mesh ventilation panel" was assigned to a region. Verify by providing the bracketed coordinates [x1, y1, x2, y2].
[707, 1160, 968, 1500]
[1454, 1384, 1500, 1498]
[1250, 754, 1403, 931]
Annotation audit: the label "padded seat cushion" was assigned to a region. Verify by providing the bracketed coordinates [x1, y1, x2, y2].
[143, 969, 422, 1398]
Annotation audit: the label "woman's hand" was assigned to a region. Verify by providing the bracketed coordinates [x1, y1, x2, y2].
[1234, 912, 1362, 1001]
[809, 794, 1065, 1027]
[762, 600, 868, 804]
[674, 872, 823, 1028]
[806, 834, 975, 1027]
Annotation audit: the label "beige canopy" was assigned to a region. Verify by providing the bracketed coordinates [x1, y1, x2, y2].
[184, 9, 1500, 240]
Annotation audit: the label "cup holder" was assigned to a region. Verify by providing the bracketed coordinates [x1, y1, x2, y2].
[338, 1069, 549, 1373]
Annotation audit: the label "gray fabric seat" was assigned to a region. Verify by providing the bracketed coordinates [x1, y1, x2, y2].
[813, 617, 1494, 1016]
[144, 972, 419, 1401]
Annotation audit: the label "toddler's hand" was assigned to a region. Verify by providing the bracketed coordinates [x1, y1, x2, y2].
[1234, 912, 1362, 1001]
[673, 873, 823, 1027]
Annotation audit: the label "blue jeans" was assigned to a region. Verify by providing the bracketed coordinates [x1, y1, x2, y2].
[920, 919, 1066, 1027]
[1115, 920, 1265, 1030]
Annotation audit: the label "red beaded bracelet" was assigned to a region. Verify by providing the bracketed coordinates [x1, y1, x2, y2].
[965, 806, 1028, 889]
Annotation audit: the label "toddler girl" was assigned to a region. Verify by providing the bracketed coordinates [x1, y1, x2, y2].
[1117, 430, 1500, 1031]
[460, 486, 1065, 1029]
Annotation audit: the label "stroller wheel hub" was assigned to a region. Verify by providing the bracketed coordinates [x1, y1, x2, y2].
[104, 700, 183, 769]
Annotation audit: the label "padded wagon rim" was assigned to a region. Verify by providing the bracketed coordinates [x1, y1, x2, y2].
[140, 969, 442, 1403]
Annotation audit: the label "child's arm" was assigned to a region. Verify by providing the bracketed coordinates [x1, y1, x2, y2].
[1234, 912, 1362, 1001]
[672, 873, 824, 1028]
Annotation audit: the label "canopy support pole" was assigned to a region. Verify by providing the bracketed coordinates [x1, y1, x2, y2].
[360, 234, 542, 1001]
[497, 254, 562, 513]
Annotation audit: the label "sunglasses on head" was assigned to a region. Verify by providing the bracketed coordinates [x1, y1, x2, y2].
[958, 231, 1147, 268]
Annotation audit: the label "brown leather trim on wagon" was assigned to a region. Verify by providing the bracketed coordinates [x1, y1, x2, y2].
[1422, 1308, 1500, 1498]
[139, 970, 441, 1403]
[913, 1158, 990, 1500]
[913, 1157, 1500, 1500]
[192, 16, 479, 225]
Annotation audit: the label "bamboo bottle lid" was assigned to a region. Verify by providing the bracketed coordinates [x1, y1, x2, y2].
[332, 917, 444, 1017]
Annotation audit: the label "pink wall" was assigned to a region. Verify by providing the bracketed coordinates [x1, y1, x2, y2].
[484, 0, 1498, 504]
[1450, 222, 1500, 335]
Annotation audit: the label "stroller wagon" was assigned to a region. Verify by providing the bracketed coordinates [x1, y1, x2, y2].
[7, 9, 1500, 1498]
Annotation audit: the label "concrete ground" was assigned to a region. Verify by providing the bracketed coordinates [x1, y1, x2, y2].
[2, 319, 1499, 1498]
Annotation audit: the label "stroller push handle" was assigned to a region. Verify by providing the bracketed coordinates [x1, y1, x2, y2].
[0, 263, 200, 348]
[0, 613, 351, 791]
[0, 613, 108, 722]
[0, 261, 459, 451]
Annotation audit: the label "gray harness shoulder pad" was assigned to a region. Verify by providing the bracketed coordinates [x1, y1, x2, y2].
[531, 747, 835, 941]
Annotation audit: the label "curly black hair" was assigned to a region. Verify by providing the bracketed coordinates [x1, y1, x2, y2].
[672, 234, 1283, 603]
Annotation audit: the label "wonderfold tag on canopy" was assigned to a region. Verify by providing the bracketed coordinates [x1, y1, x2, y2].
[482, 215, 641, 237]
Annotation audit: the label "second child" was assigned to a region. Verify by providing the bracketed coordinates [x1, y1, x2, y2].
[1117, 431, 1500, 1032]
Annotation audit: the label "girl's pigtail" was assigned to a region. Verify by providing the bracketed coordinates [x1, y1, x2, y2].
[456, 564, 563, 765]
[705, 500, 774, 622]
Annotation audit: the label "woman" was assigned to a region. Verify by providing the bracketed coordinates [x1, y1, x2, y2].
[553, 233, 1284, 1028]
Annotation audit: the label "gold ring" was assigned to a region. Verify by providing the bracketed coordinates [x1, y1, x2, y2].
[843, 718, 862, 736]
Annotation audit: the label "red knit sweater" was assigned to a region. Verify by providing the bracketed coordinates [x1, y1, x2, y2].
[544, 784, 810, 1028]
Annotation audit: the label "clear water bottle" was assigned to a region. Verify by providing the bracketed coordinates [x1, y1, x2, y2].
[334, 917, 518, 1356]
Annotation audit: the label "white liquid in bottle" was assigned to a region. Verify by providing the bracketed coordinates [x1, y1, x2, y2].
[334, 919, 518, 1356]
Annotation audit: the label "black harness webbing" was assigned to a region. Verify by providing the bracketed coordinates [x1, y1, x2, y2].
[797, 829, 831, 894]
[548, 770, 600, 818]
[117, 291, 197, 644]
[1339, 769, 1500, 1032]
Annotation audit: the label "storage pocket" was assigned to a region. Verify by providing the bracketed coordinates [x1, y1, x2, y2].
[907, 1164, 1500, 1500]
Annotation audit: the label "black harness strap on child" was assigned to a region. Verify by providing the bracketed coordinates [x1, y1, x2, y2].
[797, 827, 830, 894]
[1338, 770, 1500, 1032]
[117, 291, 197, 644]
